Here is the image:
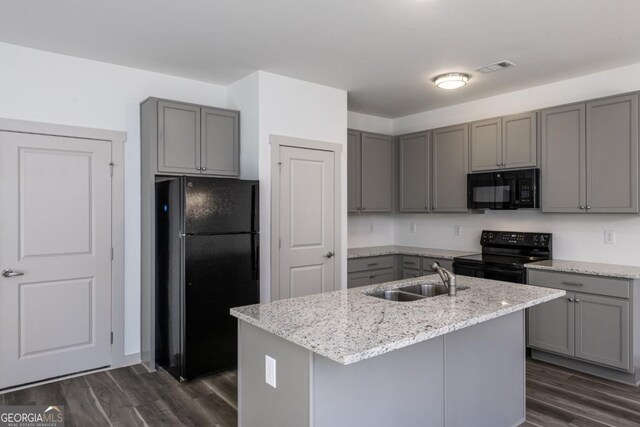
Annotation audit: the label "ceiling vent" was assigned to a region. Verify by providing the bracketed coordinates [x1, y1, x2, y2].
[474, 60, 516, 74]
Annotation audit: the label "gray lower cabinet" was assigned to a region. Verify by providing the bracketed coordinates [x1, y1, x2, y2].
[360, 132, 394, 213]
[528, 270, 633, 372]
[347, 130, 361, 213]
[398, 131, 430, 212]
[145, 97, 240, 176]
[528, 292, 575, 356]
[348, 255, 396, 288]
[402, 268, 421, 279]
[574, 293, 630, 370]
[541, 93, 639, 213]
[431, 124, 469, 212]
[470, 112, 537, 172]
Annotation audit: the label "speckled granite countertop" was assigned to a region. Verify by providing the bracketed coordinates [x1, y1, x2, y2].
[347, 245, 479, 260]
[230, 276, 564, 365]
[526, 259, 640, 279]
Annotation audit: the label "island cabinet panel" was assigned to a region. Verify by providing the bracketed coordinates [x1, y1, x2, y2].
[574, 293, 630, 370]
[347, 130, 361, 213]
[540, 103, 587, 213]
[432, 124, 469, 212]
[586, 94, 639, 213]
[528, 293, 575, 356]
[157, 100, 201, 174]
[398, 131, 430, 212]
[238, 322, 310, 427]
[470, 118, 502, 171]
[360, 132, 394, 212]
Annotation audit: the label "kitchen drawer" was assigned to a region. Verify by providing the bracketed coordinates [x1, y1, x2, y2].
[401, 256, 421, 269]
[402, 268, 421, 279]
[348, 255, 395, 273]
[422, 257, 453, 273]
[528, 270, 630, 299]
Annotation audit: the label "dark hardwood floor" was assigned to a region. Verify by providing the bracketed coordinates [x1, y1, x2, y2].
[2, 359, 640, 426]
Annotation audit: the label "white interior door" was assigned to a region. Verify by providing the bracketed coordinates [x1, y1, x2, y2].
[278, 146, 336, 299]
[0, 131, 112, 389]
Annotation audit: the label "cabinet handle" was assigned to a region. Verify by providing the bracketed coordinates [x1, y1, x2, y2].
[574, 298, 581, 303]
[196, 166, 201, 171]
[579, 205, 585, 210]
[496, 163, 501, 166]
[586, 206, 591, 210]
[562, 281, 584, 287]
[202, 167, 207, 171]
[367, 263, 379, 267]
[404, 262, 416, 266]
[369, 275, 376, 279]
[568, 297, 574, 302]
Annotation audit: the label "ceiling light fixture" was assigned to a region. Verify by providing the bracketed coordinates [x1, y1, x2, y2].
[433, 73, 470, 90]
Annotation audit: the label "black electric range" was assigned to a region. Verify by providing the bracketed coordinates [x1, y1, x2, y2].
[453, 230, 552, 284]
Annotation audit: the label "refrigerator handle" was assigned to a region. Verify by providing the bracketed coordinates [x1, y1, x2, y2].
[251, 184, 257, 233]
[251, 233, 259, 281]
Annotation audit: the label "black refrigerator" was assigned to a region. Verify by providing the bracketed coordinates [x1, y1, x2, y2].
[155, 176, 259, 381]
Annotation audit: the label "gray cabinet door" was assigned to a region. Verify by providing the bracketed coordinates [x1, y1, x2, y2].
[528, 293, 575, 356]
[402, 268, 421, 279]
[360, 132, 393, 213]
[432, 124, 469, 212]
[586, 94, 639, 213]
[574, 293, 630, 370]
[347, 271, 373, 288]
[470, 118, 501, 172]
[347, 130, 361, 213]
[540, 103, 587, 213]
[369, 268, 395, 285]
[200, 108, 239, 176]
[502, 112, 537, 169]
[399, 132, 430, 212]
[157, 101, 201, 174]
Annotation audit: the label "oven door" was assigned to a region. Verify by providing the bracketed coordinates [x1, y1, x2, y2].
[467, 172, 518, 209]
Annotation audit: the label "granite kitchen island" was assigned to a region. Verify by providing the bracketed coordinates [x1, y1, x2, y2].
[231, 275, 564, 427]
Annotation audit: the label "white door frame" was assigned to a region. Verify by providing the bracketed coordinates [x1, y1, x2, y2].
[270, 135, 343, 301]
[0, 118, 133, 369]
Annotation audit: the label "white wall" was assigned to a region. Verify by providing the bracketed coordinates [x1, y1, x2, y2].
[349, 62, 640, 267]
[227, 73, 260, 180]
[0, 42, 229, 355]
[348, 111, 394, 134]
[256, 72, 348, 301]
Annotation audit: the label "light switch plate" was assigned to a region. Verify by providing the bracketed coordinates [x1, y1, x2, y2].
[265, 355, 277, 388]
[410, 223, 417, 233]
[453, 225, 461, 237]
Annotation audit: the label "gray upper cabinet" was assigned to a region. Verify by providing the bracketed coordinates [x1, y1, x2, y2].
[200, 107, 240, 176]
[528, 294, 575, 356]
[574, 293, 630, 370]
[348, 130, 361, 213]
[152, 98, 240, 176]
[541, 94, 639, 214]
[158, 101, 201, 174]
[540, 103, 587, 213]
[360, 132, 394, 213]
[502, 112, 537, 169]
[432, 124, 469, 212]
[399, 131, 430, 212]
[470, 113, 536, 172]
[586, 94, 639, 213]
[470, 118, 501, 171]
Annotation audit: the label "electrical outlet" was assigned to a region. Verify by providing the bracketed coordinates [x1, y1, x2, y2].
[265, 355, 277, 388]
[604, 230, 616, 245]
[453, 225, 461, 237]
[369, 222, 375, 233]
[410, 223, 417, 233]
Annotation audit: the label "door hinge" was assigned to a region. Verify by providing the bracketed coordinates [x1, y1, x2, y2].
[110, 247, 114, 261]
[277, 162, 282, 172]
[109, 162, 115, 177]
[110, 332, 114, 344]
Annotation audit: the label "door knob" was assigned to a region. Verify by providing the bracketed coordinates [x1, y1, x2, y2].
[2, 269, 24, 278]
[324, 251, 335, 259]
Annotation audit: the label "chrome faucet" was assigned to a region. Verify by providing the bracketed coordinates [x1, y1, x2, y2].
[431, 262, 457, 296]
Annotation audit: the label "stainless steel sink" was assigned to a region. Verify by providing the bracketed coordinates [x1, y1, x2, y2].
[367, 283, 468, 302]
[367, 290, 426, 302]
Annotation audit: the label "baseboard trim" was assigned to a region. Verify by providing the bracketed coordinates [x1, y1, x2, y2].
[531, 349, 639, 386]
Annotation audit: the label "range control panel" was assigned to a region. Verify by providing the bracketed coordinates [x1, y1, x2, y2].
[480, 231, 552, 248]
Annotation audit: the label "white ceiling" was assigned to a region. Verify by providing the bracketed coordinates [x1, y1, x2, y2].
[2, 0, 640, 118]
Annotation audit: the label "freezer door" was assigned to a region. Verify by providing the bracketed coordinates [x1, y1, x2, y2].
[184, 234, 259, 378]
[184, 177, 259, 234]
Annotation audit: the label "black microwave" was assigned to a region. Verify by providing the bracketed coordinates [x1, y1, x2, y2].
[467, 168, 539, 210]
